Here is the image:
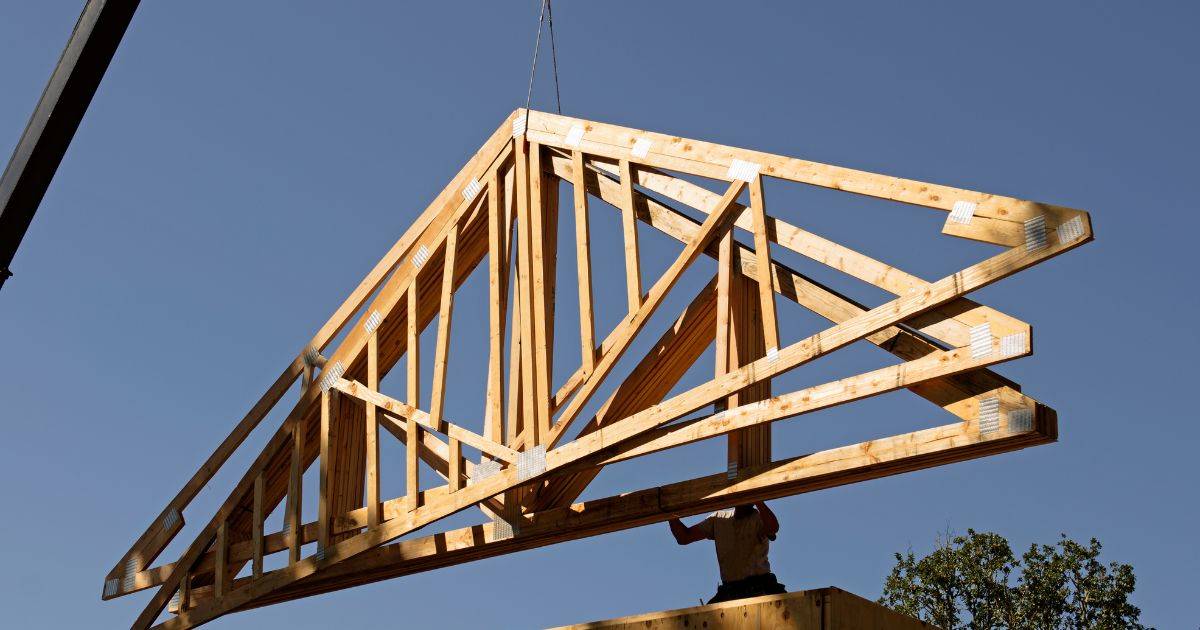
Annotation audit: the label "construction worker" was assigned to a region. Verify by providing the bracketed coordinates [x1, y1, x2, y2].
[668, 501, 787, 604]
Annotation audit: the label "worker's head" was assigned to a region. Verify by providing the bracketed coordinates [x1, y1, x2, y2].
[733, 504, 756, 518]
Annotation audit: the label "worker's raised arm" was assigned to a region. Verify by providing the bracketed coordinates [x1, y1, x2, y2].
[755, 501, 779, 538]
[668, 517, 709, 545]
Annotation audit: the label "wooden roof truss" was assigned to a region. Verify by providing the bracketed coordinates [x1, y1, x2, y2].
[103, 109, 1093, 628]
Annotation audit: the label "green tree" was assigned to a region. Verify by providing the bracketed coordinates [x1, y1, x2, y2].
[880, 530, 1147, 629]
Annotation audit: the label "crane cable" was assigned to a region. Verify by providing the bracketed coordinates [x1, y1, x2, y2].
[524, 0, 562, 114]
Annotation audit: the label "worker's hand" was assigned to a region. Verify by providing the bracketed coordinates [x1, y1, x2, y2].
[755, 501, 780, 538]
[668, 517, 698, 545]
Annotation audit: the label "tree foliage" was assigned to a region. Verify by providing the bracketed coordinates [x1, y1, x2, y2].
[880, 530, 1147, 629]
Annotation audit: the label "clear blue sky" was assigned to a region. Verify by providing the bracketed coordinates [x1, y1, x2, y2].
[2, 2, 1197, 628]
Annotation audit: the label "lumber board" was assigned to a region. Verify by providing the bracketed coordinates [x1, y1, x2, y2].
[485, 166, 508, 444]
[619, 158, 644, 312]
[529, 143, 555, 445]
[747, 174, 780, 355]
[571, 150, 597, 375]
[365, 332, 380, 528]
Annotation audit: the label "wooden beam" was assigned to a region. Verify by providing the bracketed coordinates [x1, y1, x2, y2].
[714, 230, 733, 411]
[429, 221, 459, 429]
[528, 144, 554, 444]
[329, 376, 365, 548]
[365, 332, 380, 528]
[619, 159, 643, 312]
[252, 475, 263, 579]
[214, 521, 227, 598]
[747, 175, 780, 355]
[728, 260, 772, 469]
[407, 413, 420, 513]
[318, 390, 332, 551]
[178, 570, 190, 615]
[286, 424, 303, 566]
[406, 260, 422, 515]
[571, 151, 596, 374]
[514, 137, 540, 447]
[506, 274, 525, 446]
[407, 285, 420, 409]
[448, 438, 462, 492]
[486, 167, 507, 444]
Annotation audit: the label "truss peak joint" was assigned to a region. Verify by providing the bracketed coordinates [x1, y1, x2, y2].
[512, 113, 528, 138]
[727, 159, 761, 182]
